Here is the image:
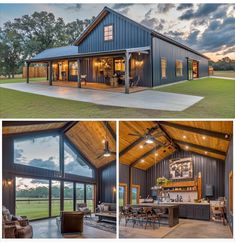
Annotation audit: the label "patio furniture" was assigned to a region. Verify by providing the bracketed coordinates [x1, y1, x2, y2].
[77, 203, 91, 218]
[2, 206, 33, 238]
[60, 211, 84, 233]
[81, 75, 87, 85]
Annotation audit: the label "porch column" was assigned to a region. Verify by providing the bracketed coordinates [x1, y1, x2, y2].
[26, 62, 30, 84]
[77, 58, 81, 88]
[46, 63, 49, 81]
[125, 51, 131, 94]
[49, 61, 53, 86]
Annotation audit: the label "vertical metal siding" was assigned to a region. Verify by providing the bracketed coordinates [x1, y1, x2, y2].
[152, 37, 209, 86]
[146, 150, 225, 199]
[78, 12, 151, 53]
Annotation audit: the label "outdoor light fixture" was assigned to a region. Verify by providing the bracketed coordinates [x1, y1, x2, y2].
[6, 179, 12, 186]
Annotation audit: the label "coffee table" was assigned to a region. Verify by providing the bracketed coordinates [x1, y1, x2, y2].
[95, 212, 116, 223]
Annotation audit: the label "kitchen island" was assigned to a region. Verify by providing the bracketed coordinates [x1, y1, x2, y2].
[133, 203, 179, 227]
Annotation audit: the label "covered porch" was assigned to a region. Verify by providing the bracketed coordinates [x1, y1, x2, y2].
[26, 46, 151, 94]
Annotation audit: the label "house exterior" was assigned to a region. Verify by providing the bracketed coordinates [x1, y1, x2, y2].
[27, 6, 209, 93]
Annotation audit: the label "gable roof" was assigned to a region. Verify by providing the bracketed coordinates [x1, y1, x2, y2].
[30, 45, 78, 62]
[74, 6, 209, 60]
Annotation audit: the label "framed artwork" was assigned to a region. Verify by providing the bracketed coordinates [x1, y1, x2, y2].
[169, 157, 193, 180]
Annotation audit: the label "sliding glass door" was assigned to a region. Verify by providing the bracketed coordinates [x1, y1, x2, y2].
[64, 182, 74, 211]
[51, 180, 61, 216]
[86, 184, 95, 212]
[15, 177, 49, 220]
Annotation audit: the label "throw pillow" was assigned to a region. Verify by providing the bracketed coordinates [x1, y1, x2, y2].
[103, 205, 109, 212]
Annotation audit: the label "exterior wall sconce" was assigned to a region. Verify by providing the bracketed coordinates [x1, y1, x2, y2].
[112, 187, 116, 193]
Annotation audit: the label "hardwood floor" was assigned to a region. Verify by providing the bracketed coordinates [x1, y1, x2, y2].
[31, 217, 116, 238]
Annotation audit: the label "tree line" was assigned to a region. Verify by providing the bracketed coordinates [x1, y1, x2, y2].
[209, 57, 235, 71]
[0, 11, 94, 78]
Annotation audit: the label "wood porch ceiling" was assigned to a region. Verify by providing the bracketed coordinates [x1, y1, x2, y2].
[3, 121, 116, 168]
[119, 121, 233, 170]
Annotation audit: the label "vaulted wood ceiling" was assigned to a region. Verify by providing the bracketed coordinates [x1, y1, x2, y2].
[119, 121, 232, 170]
[3, 121, 116, 168]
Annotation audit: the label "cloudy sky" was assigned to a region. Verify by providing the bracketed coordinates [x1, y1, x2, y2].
[0, 3, 235, 61]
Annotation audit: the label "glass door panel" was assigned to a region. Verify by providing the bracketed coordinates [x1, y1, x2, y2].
[188, 59, 193, 80]
[51, 180, 60, 216]
[76, 183, 85, 207]
[64, 182, 74, 211]
[86, 184, 95, 212]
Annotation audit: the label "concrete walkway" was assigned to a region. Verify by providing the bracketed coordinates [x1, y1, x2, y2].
[0, 83, 204, 111]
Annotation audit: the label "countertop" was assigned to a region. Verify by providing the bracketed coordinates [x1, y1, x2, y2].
[138, 201, 210, 206]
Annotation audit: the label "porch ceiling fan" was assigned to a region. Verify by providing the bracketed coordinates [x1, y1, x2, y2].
[96, 122, 116, 159]
[128, 126, 167, 147]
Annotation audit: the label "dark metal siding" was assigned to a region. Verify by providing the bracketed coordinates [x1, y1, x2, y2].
[77, 12, 151, 53]
[99, 161, 116, 203]
[152, 37, 208, 86]
[225, 138, 233, 232]
[146, 150, 225, 200]
[119, 164, 146, 198]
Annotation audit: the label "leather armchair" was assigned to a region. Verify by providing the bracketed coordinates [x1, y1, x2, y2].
[2, 206, 33, 238]
[60, 211, 84, 233]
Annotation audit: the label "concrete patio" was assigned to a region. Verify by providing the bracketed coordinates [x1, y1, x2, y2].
[0, 83, 204, 111]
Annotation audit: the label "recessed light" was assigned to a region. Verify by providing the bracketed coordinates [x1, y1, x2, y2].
[155, 153, 158, 156]
[141, 159, 145, 163]
[202, 136, 206, 140]
[183, 135, 187, 139]
[140, 145, 143, 149]
[205, 151, 208, 154]
[102, 139, 105, 144]
[185, 146, 189, 150]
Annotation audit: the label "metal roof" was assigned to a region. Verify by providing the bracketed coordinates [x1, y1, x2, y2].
[29, 45, 79, 62]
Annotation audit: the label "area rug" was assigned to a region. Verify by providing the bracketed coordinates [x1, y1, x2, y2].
[84, 217, 116, 234]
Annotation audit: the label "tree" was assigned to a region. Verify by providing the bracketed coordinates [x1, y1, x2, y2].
[0, 24, 23, 78]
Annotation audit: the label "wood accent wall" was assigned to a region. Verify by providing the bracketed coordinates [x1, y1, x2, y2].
[22, 66, 47, 78]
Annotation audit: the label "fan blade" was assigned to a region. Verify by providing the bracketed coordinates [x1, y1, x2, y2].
[128, 133, 142, 137]
[96, 153, 104, 159]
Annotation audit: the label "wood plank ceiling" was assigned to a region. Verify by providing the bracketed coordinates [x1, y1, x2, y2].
[3, 121, 116, 168]
[65, 121, 116, 168]
[119, 121, 232, 170]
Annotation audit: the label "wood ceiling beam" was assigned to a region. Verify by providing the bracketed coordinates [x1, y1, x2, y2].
[130, 145, 161, 167]
[119, 125, 160, 157]
[189, 150, 224, 162]
[61, 121, 78, 133]
[173, 139, 226, 156]
[159, 121, 231, 141]
[103, 121, 116, 141]
[3, 121, 63, 127]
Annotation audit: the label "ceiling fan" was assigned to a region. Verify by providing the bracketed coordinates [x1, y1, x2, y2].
[96, 122, 116, 159]
[128, 126, 167, 147]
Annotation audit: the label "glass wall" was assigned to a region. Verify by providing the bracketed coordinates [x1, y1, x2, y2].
[86, 184, 95, 212]
[51, 180, 61, 216]
[64, 142, 93, 178]
[76, 183, 85, 206]
[14, 135, 60, 171]
[15, 177, 49, 220]
[64, 182, 74, 211]
[131, 187, 138, 205]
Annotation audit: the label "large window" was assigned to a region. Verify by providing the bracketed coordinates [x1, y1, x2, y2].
[86, 184, 95, 212]
[15, 177, 49, 220]
[51, 180, 61, 216]
[176, 60, 183, 77]
[64, 182, 74, 211]
[161, 58, 167, 79]
[131, 185, 140, 205]
[64, 142, 93, 177]
[76, 183, 85, 205]
[14, 135, 60, 171]
[119, 183, 127, 207]
[104, 25, 113, 41]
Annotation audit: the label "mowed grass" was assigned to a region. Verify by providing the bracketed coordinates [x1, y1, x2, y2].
[0, 77, 46, 84]
[16, 199, 94, 220]
[0, 77, 234, 118]
[212, 71, 235, 78]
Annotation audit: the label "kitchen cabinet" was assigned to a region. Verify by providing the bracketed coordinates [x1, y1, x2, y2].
[179, 204, 210, 220]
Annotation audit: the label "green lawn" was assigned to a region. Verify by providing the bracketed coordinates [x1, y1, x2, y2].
[16, 199, 94, 220]
[0, 77, 234, 118]
[0, 77, 46, 84]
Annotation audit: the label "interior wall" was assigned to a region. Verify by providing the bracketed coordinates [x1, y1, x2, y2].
[119, 163, 146, 198]
[98, 160, 116, 203]
[225, 137, 233, 233]
[146, 150, 225, 200]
